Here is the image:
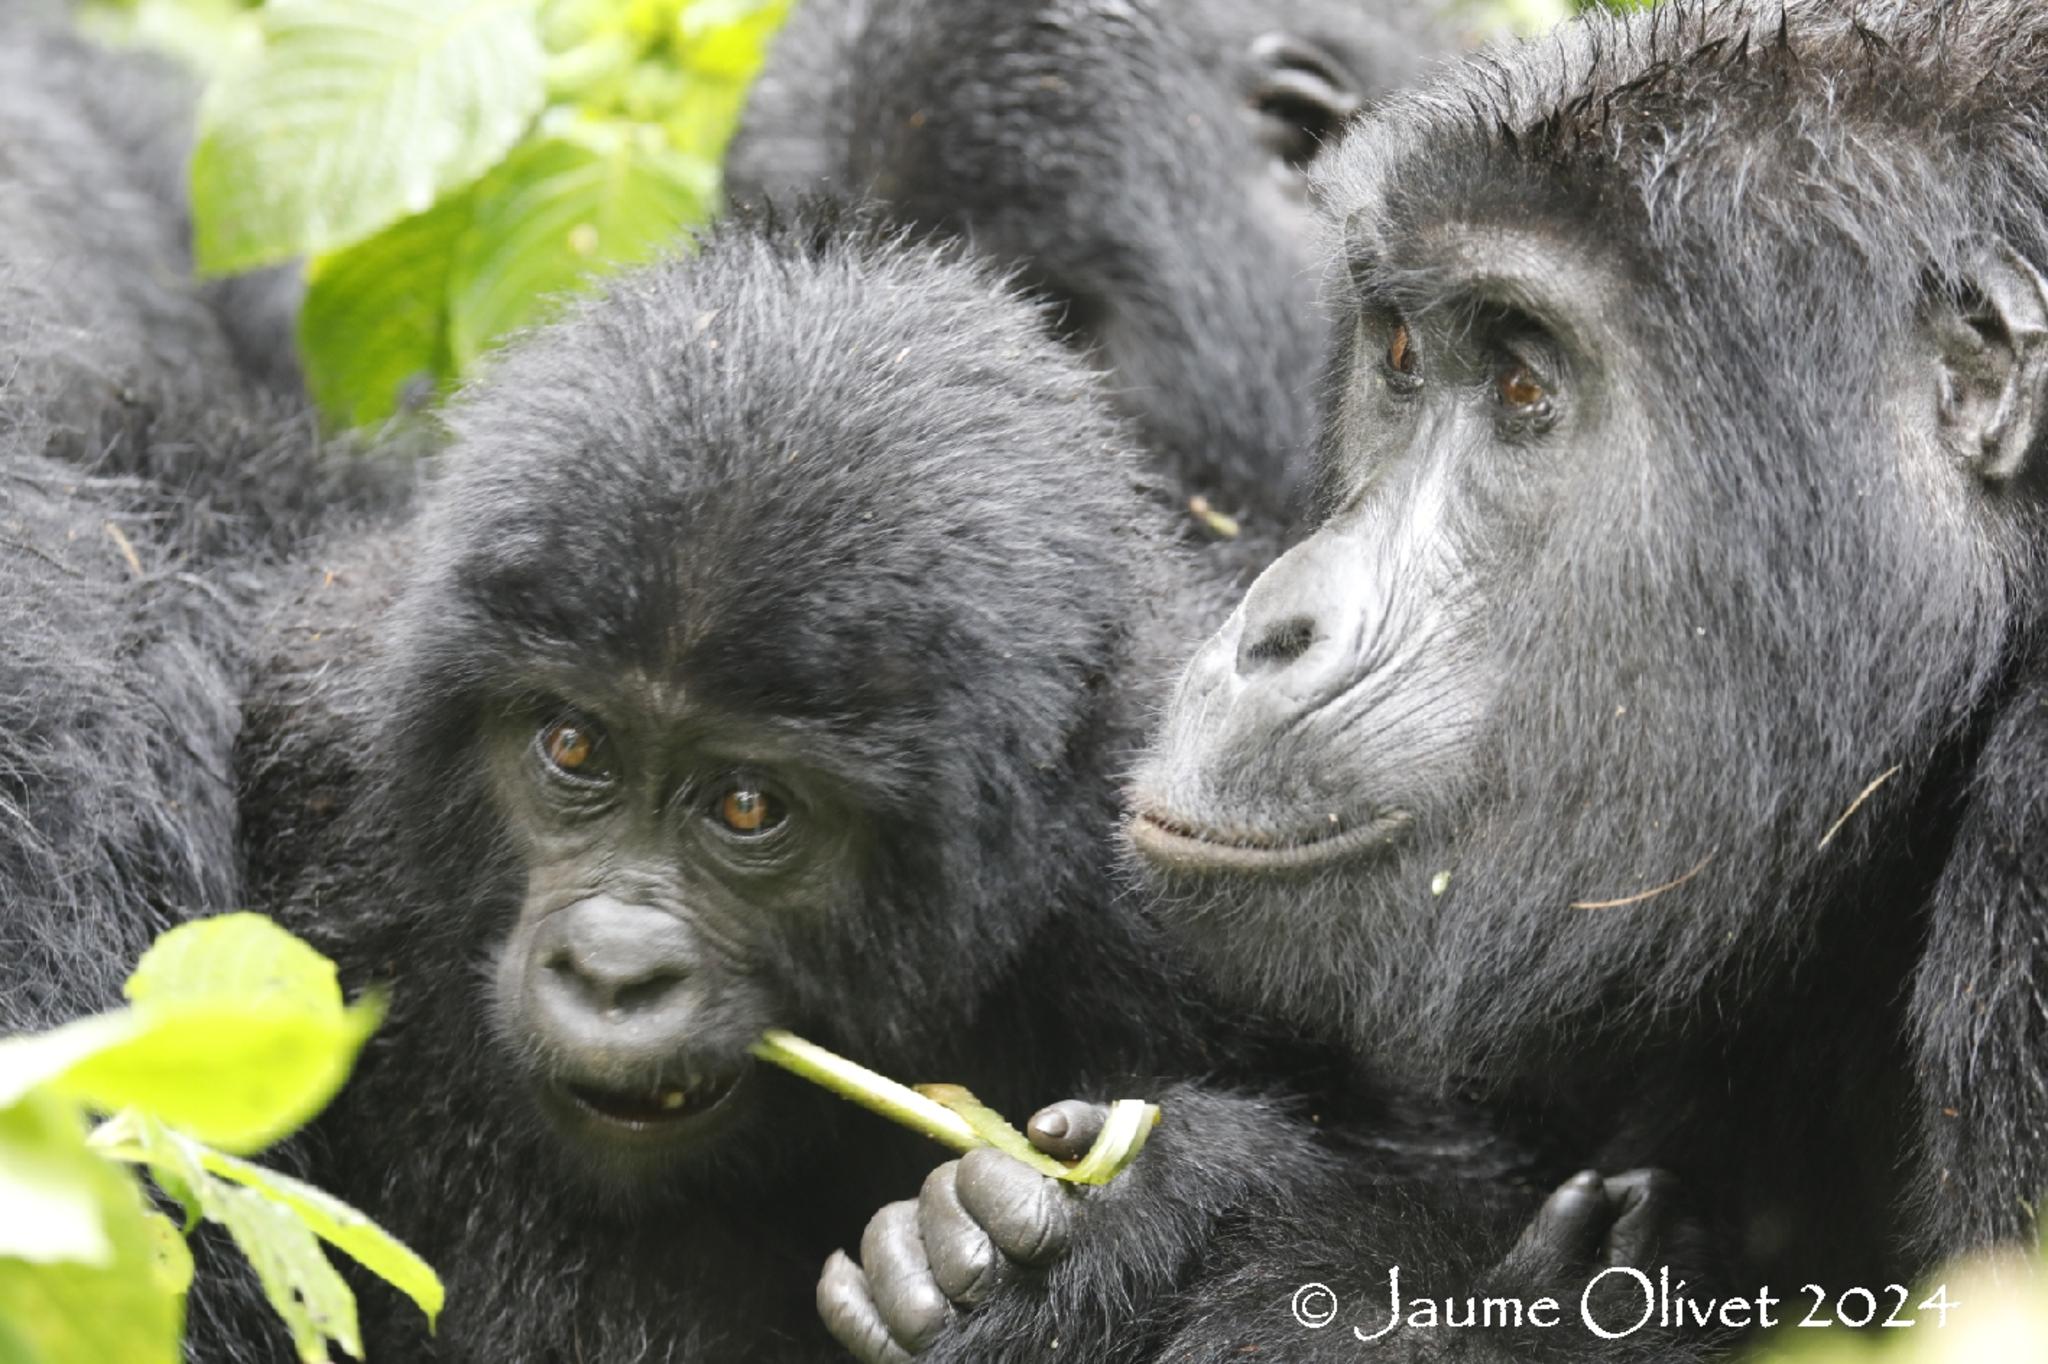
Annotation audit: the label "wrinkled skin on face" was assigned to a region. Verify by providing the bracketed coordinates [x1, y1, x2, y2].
[1133, 0, 2048, 1279]
[729, 0, 1457, 530]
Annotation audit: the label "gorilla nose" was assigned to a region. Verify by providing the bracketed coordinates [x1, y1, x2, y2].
[533, 896, 695, 1021]
[1232, 530, 1354, 684]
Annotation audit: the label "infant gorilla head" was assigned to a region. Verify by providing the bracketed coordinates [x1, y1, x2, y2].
[355, 213, 1175, 1184]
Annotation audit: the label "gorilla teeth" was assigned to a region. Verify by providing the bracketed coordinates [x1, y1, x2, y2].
[567, 1082, 717, 1125]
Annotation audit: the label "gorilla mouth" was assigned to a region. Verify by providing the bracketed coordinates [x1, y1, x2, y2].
[559, 1071, 744, 1137]
[1128, 805, 1410, 873]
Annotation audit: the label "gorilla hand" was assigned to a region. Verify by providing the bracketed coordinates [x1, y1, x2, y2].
[818, 1102, 1107, 1363]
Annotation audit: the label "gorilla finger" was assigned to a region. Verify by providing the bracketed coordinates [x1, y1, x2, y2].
[1602, 1169, 1681, 1266]
[955, 1147, 1076, 1267]
[1515, 1170, 1610, 1267]
[919, 1161, 1007, 1306]
[860, 1200, 952, 1351]
[819, 1250, 915, 1364]
[1026, 1100, 1109, 1161]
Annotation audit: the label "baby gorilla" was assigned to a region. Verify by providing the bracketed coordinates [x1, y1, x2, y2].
[225, 213, 1272, 1360]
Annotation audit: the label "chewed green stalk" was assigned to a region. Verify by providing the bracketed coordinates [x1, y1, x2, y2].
[1061, 1099, 1161, 1185]
[917, 1084, 1070, 1179]
[749, 1029, 1161, 1185]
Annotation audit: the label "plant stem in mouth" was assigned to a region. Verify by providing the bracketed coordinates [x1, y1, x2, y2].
[749, 1028, 981, 1151]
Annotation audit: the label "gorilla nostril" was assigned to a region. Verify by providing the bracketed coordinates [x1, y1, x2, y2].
[1241, 615, 1318, 670]
[554, 956, 687, 1014]
[607, 970, 685, 1015]
[534, 897, 699, 1019]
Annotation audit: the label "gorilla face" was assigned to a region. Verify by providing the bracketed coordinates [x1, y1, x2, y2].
[1127, 71, 2041, 1068]
[1132, 238, 1643, 876]
[481, 683, 864, 1158]
[363, 222, 1151, 1180]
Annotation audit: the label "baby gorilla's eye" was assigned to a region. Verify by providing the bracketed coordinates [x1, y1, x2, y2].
[715, 784, 786, 837]
[1496, 362, 1551, 414]
[538, 715, 612, 783]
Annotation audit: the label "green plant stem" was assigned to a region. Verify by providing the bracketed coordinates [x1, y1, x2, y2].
[749, 1029, 980, 1152]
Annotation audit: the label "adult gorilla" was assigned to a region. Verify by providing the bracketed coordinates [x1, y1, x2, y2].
[0, 16, 387, 558]
[727, 0, 1454, 537]
[0, 15, 407, 1035]
[826, 0, 2048, 1355]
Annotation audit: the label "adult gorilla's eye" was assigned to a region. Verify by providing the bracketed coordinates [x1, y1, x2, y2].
[1383, 321, 1421, 390]
[538, 715, 612, 783]
[714, 783, 786, 837]
[1496, 361, 1551, 416]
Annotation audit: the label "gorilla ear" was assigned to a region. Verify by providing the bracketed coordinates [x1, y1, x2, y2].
[1247, 32, 1361, 171]
[1929, 239, 2048, 485]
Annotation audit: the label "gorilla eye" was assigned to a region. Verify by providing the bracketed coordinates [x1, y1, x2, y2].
[1496, 362, 1551, 415]
[714, 784, 786, 837]
[1384, 321, 1420, 389]
[538, 715, 612, 784]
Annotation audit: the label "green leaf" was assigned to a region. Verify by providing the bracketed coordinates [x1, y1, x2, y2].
[218, 1182, 362, 1363]
[104, 1117, 355, 1362]
[78, 0, 265, 80]
[665, 0, 791, 160]
[52, 1004, 380, 1155]
[95, 1115, 441, 1359]
[185, 1139, 443, 1327]
[448, 125, 713, 369]
[301, 189, 475, 425]
[0, 1093, 183, 1364]
[190, 0, 547, 272]
[35, 915, 385, 1154]
[0, 1093, 115, 1267]
[0, 1015, 146, 1112]
[124, 912, 344, 1013]
[675, 0, 793, 81]
[139, 1212, 195, 1300]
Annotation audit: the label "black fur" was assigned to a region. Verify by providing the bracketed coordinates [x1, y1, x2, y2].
[0, 455, 241, 1032]
[0, 16, 404, 565]
[726, 0, 1454, 540]
[1106, 2, 2048, 1355]
[0, 16, 411, 1039]
[219, 215, 1263, 1361]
